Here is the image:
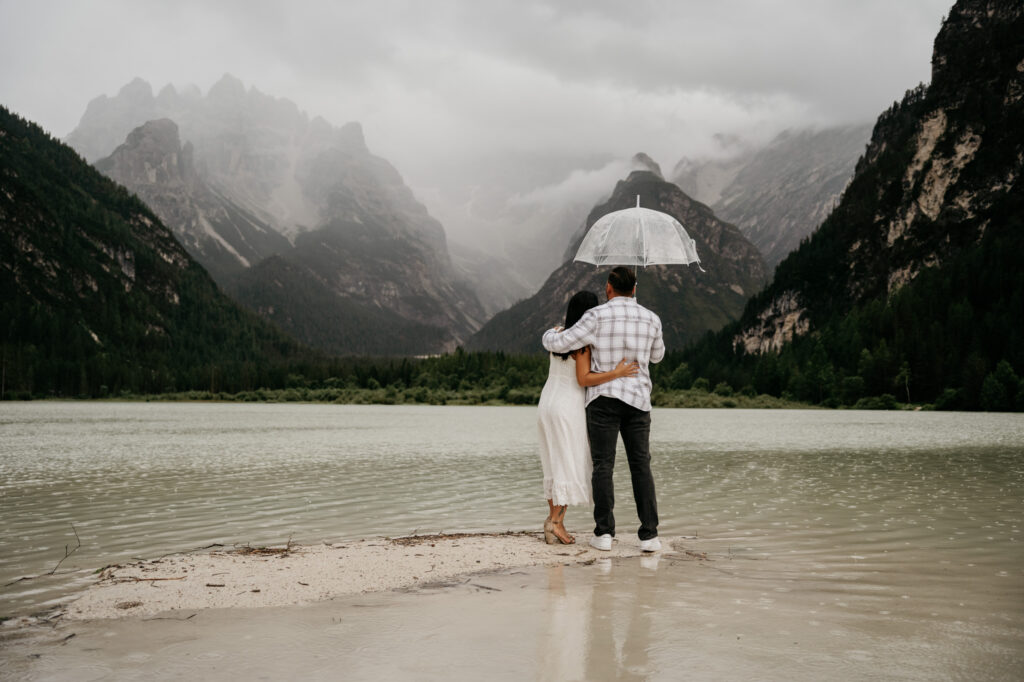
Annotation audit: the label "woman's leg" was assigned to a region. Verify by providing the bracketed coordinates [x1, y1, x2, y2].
[544, 499, 556, 543]
[551, 505, 574, 544]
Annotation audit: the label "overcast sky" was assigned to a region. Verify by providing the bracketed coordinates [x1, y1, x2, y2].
[1, 0, 951, 196]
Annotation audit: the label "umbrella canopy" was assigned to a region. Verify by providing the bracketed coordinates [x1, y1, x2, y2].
[574, 196, 703, 269]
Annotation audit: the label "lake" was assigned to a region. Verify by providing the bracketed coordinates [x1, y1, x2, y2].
[1, 402, 1022, 679]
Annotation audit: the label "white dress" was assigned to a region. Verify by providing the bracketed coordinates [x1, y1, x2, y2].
[537, 353, 593, 506]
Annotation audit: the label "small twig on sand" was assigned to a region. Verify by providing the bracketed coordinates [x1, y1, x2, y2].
[389, 530, 536, 546]
[107, 575, 186, 584]
[152, 543, 225, 560]
[230, 534, 296, 556]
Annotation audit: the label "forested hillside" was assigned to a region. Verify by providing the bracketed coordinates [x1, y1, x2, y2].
[0, 106, 302, 397]
[667, 0, 1024, 411]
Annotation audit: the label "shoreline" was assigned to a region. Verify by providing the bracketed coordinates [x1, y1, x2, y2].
[57, 531, 672, 621]
[5, 394, 863, 410]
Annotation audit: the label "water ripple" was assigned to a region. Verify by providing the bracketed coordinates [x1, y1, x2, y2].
[1, 403, 1022, 619]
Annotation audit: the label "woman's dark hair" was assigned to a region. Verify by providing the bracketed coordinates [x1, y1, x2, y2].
[555, 290, 599, 360]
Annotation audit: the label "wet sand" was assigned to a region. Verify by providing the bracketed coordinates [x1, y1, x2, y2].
[5, 530, 1022, 681]
[60, 531, 653, 621]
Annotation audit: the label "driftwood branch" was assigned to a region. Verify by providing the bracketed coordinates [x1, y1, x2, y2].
[230, 534, 295, 556]
[388, 530, 536, 546]
[49, 523, 81, 575]
[106, 575, 186, 584]
[3, 523, 82, 588]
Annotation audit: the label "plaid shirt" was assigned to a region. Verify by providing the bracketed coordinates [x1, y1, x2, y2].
[542, 296, 665, 411]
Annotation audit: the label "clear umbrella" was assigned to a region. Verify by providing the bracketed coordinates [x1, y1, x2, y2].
[573, 196, 704, 270]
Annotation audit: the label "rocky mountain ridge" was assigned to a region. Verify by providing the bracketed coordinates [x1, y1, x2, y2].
[71, 75, 486, 353]
[665, 0, 1024, 410]
[735, 0, 1022, 357]
[672, 124, 872, 269]
[468, 165, 766, 353]
[95, 118, 291, 281]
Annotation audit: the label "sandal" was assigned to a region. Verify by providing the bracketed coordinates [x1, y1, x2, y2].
[550, 508, 575, 544]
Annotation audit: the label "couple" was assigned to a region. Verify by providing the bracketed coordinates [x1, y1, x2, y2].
[537, 266, 665, 552]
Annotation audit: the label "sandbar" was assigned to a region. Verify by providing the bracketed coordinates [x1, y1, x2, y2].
[64, 531, 664, 621]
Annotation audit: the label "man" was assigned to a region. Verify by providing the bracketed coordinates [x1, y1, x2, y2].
[542, 266, 665, 552]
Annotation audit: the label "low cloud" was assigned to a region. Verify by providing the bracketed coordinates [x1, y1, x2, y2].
[0, 0, 950, 243]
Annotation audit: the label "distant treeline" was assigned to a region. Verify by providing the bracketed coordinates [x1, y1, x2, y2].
[5, 339, 1015, 411]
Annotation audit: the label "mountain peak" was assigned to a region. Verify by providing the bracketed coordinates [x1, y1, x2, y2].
[208, 74, 247, 101]
[336, 121, 368, 152]
[117, 77, 154, 102]
[155, 83, 179, 106]
[96, 118, 189, 189]
[125, 118, 180, 149]
[469, 166, 767, 352]
[630, 152, 663, 179]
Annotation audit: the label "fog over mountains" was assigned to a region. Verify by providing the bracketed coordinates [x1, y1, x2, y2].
[69, 76, 495, 353]
[95, 118, 292, 280]
[429, 125, 872, 289]
[673, 124, 873, 269]
[63, 73, 877, 356]
[4, 0, 1020, 412]
[469, 159, 767, 353]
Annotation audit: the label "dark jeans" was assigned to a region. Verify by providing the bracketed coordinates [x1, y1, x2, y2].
[585, 396, 659, 540]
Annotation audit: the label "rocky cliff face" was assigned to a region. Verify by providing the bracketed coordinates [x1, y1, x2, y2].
[672, 124, 872, 269]
[733, 0, 1023, 355]
[65, 77, 183, 164]
[95, 119, 291, 281]
[70, 75, 486, 353]
[468, 165, 766, 352]
[232, 118, 486, 349]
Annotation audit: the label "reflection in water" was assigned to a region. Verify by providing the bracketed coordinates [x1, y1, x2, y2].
[540, 557, 664, 681]
[539, 565, 588, 680]
[587, 556, 657, 682]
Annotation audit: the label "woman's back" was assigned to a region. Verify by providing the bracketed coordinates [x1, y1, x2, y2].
[539, 353, 585, 411]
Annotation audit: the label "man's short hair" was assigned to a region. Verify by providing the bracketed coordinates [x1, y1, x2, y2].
[608, 266, 637, 296]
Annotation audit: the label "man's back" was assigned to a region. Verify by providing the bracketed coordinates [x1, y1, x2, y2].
[542, 296, 665, 411]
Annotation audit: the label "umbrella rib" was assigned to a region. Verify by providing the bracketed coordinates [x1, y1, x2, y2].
[638, 207, 647, 268]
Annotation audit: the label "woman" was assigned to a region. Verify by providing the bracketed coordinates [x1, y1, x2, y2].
[537, 291, 639, 544]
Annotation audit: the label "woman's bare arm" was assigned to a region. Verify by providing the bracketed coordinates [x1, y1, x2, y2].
[574, 346, 639, 387]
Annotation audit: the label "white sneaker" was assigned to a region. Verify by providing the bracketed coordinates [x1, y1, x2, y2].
[589, 534, 613, 551]
[639, 537, 662, 553]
